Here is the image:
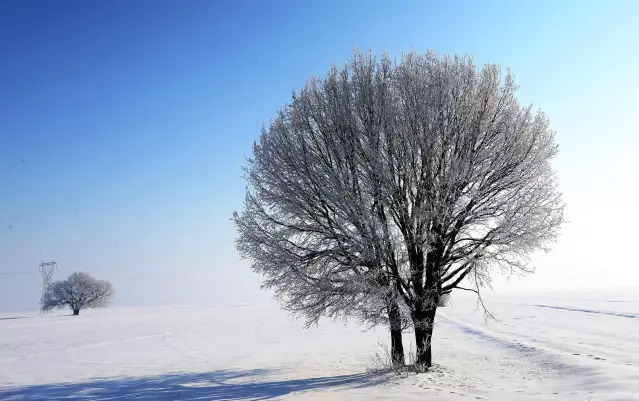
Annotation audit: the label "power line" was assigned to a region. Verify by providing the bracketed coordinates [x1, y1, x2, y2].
[0, 271, 37, 276]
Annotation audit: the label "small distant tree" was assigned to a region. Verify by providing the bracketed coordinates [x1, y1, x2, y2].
[42, 272, 114, 315]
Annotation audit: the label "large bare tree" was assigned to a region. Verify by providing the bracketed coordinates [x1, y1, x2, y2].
[234, 50, 564, 369]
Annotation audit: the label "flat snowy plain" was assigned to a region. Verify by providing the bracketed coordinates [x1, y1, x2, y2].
[1, 289, 637, 400]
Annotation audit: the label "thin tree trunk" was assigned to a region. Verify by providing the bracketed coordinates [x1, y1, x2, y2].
[412, 236, 443, 370]
[413, 307, 437, 369]
[387, 299, 405, 368]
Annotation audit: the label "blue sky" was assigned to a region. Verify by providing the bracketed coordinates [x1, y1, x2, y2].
[1, 1, 638, 311]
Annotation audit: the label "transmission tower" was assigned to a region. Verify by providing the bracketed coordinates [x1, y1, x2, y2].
[39, 261, 57, 312]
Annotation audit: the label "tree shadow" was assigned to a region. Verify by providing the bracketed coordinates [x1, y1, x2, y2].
[0, 316, 28, 320]
[0, 368, 387, 400]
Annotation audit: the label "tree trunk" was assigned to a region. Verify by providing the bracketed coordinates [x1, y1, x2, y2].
[413, 307, 437, 369]
[387, 299, 405, 368]
[73, 309, 80, 316]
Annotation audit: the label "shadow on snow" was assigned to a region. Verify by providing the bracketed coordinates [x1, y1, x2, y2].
[0, 316, 28, 321]
[0, 368, 386, 400]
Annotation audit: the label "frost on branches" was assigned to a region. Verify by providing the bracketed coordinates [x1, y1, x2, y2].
[234, 50, 564, 369]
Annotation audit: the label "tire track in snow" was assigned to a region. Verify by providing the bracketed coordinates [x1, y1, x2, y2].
[440, 311, 639, 374]
[528, 304, 638, 319]
[0, 333, 172, 364]
[439, 313, 597, 375]
[65, 333, 171, 352]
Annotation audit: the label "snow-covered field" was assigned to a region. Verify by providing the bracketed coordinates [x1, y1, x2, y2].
[1, 289, 638, 400]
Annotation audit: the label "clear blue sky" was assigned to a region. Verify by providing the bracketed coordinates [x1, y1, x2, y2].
[1, 1, 638, 311]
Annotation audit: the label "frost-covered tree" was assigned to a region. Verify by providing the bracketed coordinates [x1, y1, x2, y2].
[42, 272, 114, 315]
[235, 50, 564, 369]
[234, 51, 411, 366]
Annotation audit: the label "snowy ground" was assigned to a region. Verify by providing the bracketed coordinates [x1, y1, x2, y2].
[1, 289, 638, 400]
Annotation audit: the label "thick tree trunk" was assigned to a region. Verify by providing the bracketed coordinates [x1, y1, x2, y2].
[73, 309, 80, 316]
[387, 299, 405, 368]
[413, 307, 437, 369]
